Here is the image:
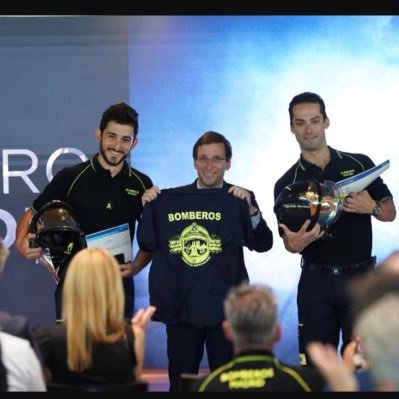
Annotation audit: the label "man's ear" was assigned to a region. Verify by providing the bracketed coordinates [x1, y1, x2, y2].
[273, 323, 282, 344]
[130, 137, 138, 151]
[95, 128, 102, 142]
[222, 320, 233, 342]
[324, 117, 330, 129]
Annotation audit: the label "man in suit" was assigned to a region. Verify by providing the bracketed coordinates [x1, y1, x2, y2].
[135, 131, 273, 391]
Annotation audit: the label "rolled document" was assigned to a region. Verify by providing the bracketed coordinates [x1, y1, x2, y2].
[336, 160, 390, 196]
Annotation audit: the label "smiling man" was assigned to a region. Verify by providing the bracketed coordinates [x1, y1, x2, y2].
[273, 92, 396, 368]
[135, 130, 273, 391]
[15, 103, 153, 321]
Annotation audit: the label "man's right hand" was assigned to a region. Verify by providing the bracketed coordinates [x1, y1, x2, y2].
[16, 232, 42, 261]
[280, 219, 324, 253]
[141, 185, 161, 206]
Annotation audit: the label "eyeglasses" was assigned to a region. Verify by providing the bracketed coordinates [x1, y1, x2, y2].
[196, 156, 226, 165]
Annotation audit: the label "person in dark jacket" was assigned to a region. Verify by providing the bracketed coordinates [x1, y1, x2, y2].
[135, 131, 273, 391]
[192, 282, 325, 391]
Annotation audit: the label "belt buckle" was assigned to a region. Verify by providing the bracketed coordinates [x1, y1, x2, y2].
[332, 267, 340, 276]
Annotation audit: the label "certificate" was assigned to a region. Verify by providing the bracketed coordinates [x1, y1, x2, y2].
[85, 223, 132, 264]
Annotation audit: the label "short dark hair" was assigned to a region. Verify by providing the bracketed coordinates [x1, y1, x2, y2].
[288, 92, 328, 125]
[192, 131, 232, 161]
[99, 103, 139, 137]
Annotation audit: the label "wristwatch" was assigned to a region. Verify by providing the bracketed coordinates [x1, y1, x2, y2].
[372, 201, 382, 217]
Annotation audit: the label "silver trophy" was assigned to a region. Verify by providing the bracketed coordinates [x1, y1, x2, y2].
[274, 180, 345, 233]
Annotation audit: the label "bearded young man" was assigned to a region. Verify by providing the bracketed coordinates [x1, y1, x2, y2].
[15, 103, 153, 321]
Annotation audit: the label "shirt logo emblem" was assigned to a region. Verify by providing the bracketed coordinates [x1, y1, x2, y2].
[169, 222, 222, 267]
[64, 242, 74, 255]
[126, 188, 140, 196]
[340, 169, 355, 178]
[106, 202, 112, 210]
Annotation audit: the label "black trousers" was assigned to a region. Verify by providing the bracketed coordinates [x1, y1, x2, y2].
[297, 258, 375, 366]
[166, 323, 233, 392]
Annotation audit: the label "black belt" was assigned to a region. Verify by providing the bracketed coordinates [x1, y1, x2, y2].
[301, 256, 376, 276]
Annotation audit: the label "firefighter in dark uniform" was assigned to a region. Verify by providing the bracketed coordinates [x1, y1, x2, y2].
[15, 103, 153, 321]
[191, 283, 325, 392]
[273, 92, 396, 366]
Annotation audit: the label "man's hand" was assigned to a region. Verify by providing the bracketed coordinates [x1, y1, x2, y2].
[228, 185, 258, 215]
[120, 262, 135, 277]
[307, 342, 359, 391]
[343, 190, 375, 214]
[132, 305, 156, 330]
[280, 219, 324, 253]
[16, 232, 42, 261]
[141, 185, 161, 206]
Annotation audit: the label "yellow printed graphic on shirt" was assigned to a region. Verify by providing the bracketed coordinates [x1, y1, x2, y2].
[169, 222, 222, 267]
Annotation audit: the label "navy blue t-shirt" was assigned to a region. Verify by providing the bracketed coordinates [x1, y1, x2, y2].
[137, 187, 255, 326]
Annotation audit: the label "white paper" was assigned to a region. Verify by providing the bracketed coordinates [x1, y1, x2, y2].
[38, 254, 60, 284]
[336, 160, 390, 196]
[85, 223, 132, 263]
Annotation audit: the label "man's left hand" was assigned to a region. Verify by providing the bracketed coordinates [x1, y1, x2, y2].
[228, 185, 258, 215]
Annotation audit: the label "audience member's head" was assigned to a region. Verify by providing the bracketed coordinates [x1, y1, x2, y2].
[355, 293, 399, 391]
[343, 250, 399, 377]
[61, 247, 125, 371]
[222, 283, 281, 353]
[348, 251, 399, 325]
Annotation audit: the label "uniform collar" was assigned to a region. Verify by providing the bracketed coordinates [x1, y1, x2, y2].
[90, 154, 130, 177]
[234, 348, 275, 359]
[297, 146, 342, 171]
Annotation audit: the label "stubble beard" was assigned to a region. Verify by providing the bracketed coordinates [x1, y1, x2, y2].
[99, 145, 128, 167]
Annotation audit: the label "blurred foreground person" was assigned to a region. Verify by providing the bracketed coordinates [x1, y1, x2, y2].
[192, 283, 325, 391]
[32, 247, 155, 385]
[0, 238, 45, 391]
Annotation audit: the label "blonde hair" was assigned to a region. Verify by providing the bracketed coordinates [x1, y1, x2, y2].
[61, 247, 126, 371]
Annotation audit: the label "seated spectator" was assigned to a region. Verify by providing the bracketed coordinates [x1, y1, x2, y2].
[308, 293, 399, 391]
[0, 238, 41, 356]
[308, 251, 399, 391]
[355, 293, 399, 390]
[0, 331, 46, 391]
[0, 237, 45, 391]
[191, 282, 325, 391]
[32, 247, 155, 385]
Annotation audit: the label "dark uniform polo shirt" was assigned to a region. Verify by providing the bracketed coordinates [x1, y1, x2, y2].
[192, 349, 325, 391]
[137, 186, 262, 326]
[32, 154, 152, 239]
[274, 147, 393, 265]
[31, 154, 153, 315]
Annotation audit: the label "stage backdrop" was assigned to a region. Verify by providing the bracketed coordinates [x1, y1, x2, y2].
[1, 15, 398, 369]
